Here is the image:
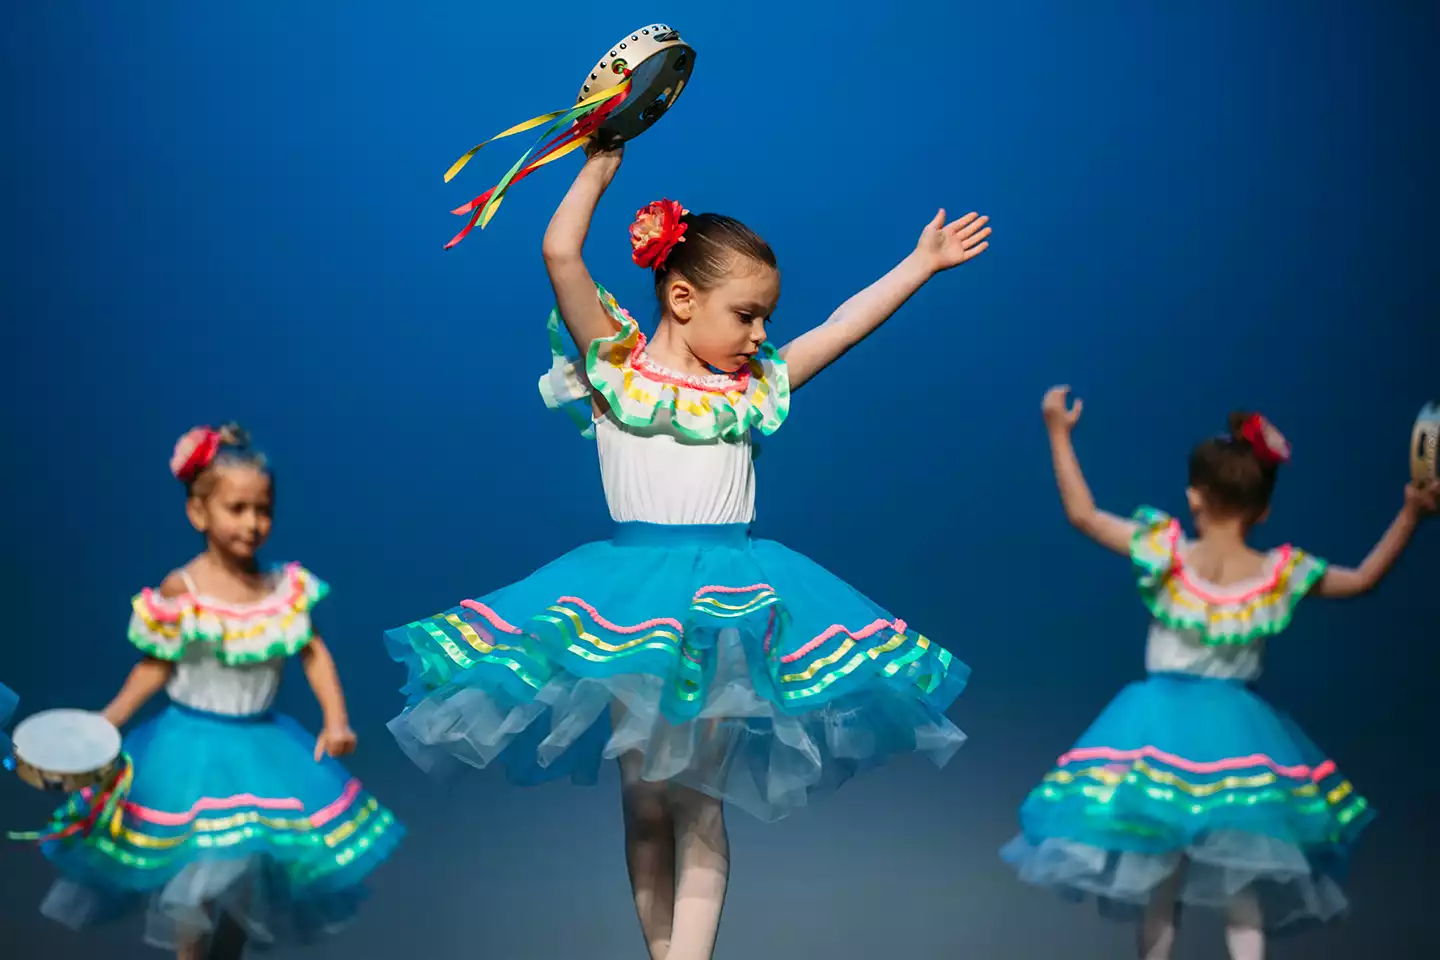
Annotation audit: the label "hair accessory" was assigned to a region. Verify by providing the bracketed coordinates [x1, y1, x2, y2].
[1237, 414, 1290, 466]
[630, 198, 689, 270]
[170, 427, 223, 482]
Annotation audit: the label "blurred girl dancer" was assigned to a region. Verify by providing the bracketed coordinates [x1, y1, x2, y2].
[1003, 387, 1438, 959]
[384, 144, 989, 959]
[34, 423, 402, 958]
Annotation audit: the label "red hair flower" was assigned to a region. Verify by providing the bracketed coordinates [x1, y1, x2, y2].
[170, 426, 222, 482]
[630, 199, 688, 270]
[1238, 414, 1290, 466]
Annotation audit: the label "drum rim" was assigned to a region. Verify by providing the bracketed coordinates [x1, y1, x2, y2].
[11, 708, 122, 774]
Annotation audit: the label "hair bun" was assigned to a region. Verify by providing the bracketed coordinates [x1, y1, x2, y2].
[1229, 411, 1290, 467]
[218, 422, 250, 449]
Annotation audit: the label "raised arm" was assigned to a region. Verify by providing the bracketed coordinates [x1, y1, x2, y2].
[1042, 386, 1137, 555]
[779, 209, 990, 391]
[541, 147, 624, 358]
[1313, 480, 1437, 598]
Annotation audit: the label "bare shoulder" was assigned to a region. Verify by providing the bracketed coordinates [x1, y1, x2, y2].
[158, 569, 192, 598]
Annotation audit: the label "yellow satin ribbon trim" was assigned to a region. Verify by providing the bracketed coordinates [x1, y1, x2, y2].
[444, 82, 632, 184]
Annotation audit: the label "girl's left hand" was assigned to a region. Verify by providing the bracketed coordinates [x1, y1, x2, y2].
[915, 209, 991, 274]
[314, 723, 358, 761]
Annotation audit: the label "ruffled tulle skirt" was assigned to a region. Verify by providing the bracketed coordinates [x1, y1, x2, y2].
[35, 703, 403, 950]
[0, 680, 16, 752]
[1001, 673, 1372, 933]
[385, 522, 969, 821]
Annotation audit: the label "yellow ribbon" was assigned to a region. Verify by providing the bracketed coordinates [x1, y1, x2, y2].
[444, 82, 633, 184]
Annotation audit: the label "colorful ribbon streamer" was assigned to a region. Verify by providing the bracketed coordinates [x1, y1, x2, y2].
[8, 753, 134, 844]
[443, 79, 632, 249]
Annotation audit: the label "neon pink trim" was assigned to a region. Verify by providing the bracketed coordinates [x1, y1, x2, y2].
[555, 596, 683, 634]
[779, 618, 905, 663]
[305, 778, 364, 826]
[628, 331, 752, 394]
[1058, 745, 1337, 782]
[459, 600, 524, 634]
[141, 563, 307, 622]
[104, 778, 365, 827]
[120, 793, 305, 825]
[694, 583, 774, 597]
[1159, 520, 1296, 604]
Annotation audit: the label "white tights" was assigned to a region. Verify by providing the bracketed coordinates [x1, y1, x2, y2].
[619, 750, 730, 960]
[1139, 863, 1265, 960]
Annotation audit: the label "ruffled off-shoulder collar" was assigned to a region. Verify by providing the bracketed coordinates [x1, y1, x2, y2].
[538, 283, 790, 442]
[1129, 507, 1328, 647]
[128, 562, 329, 665]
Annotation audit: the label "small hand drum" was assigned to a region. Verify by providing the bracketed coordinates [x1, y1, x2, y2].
[10, 709, 122, 792]
[1413, 403, 1439, 484]
[575, 25, 695, 145]
[442, 23, 697, 247]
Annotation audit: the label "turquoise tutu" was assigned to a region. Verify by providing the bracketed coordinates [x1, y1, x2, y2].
[386, 521, 969, 821]
[36, 703, 403, 950]
[0, 680, 15, 753]
[1002, 673, 1372, 933]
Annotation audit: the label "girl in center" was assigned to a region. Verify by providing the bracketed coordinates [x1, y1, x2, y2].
[385, 144, 989, 959]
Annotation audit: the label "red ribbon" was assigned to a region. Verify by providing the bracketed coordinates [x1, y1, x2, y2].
[444, 89, 630, 250]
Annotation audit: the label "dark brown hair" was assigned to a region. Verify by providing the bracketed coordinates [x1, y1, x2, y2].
[1187, 411, 1281, 520]
[652, 213, 776, 296]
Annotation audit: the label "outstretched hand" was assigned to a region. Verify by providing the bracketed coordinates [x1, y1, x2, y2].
[1404, 478, 1439, 517]
[1042, 385, 1083, 432]
[914, 209, 991, 274]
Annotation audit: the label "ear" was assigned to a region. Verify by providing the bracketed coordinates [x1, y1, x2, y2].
[1185, 487, 1202, 514]
[185, 496, 208, 533]
[666, 278, 697, 322]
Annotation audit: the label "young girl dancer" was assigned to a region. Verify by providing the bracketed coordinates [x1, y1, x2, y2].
[34, 423, 403, 958]
[1003, 386, 1438, 959]
[385, 145, 989, 958]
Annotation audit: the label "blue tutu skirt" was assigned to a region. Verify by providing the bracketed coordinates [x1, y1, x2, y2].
[1002, 673, 1372, 933]
[35, 703, 403, 950]
[385, 522, 969, 821]
[0, 680, 16, 752]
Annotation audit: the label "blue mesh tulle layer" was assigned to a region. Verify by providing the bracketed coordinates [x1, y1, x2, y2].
[385, 522, 969, 821]
[0, 680, 16, 753]
[35, 703, 403, 950]
[1001, 673, 1373, 933]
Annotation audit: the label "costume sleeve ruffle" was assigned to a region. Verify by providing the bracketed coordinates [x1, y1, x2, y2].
[538, 282, 790, 441]
[1129, 507, 1328, 646]
[127, 563, 330, 665]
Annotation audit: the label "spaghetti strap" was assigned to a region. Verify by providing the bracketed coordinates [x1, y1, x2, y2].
[177, 568, 201, 598]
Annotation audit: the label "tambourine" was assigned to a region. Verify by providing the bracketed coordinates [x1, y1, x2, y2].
[1413, 402, 1439, 484]
[9, 709, 123, 792]
[441, 23, 696, 248]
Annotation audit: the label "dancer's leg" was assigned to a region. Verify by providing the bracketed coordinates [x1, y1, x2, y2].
[619, 750, 676, 960]
[665, 786, 729, 960]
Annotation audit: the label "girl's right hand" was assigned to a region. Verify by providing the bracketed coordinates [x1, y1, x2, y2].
[1404, 478, 1439, 517]
[583, 130, 624, 166]
[1042, 385, 1083, 432]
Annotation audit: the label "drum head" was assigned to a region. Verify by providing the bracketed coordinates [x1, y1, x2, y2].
[12, 709, 120, 774]
[576, 25, 695, 145]
[1413, 402, 1439, 484]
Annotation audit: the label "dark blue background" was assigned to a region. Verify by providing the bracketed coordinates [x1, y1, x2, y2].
[3, 2, 1436, 957]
